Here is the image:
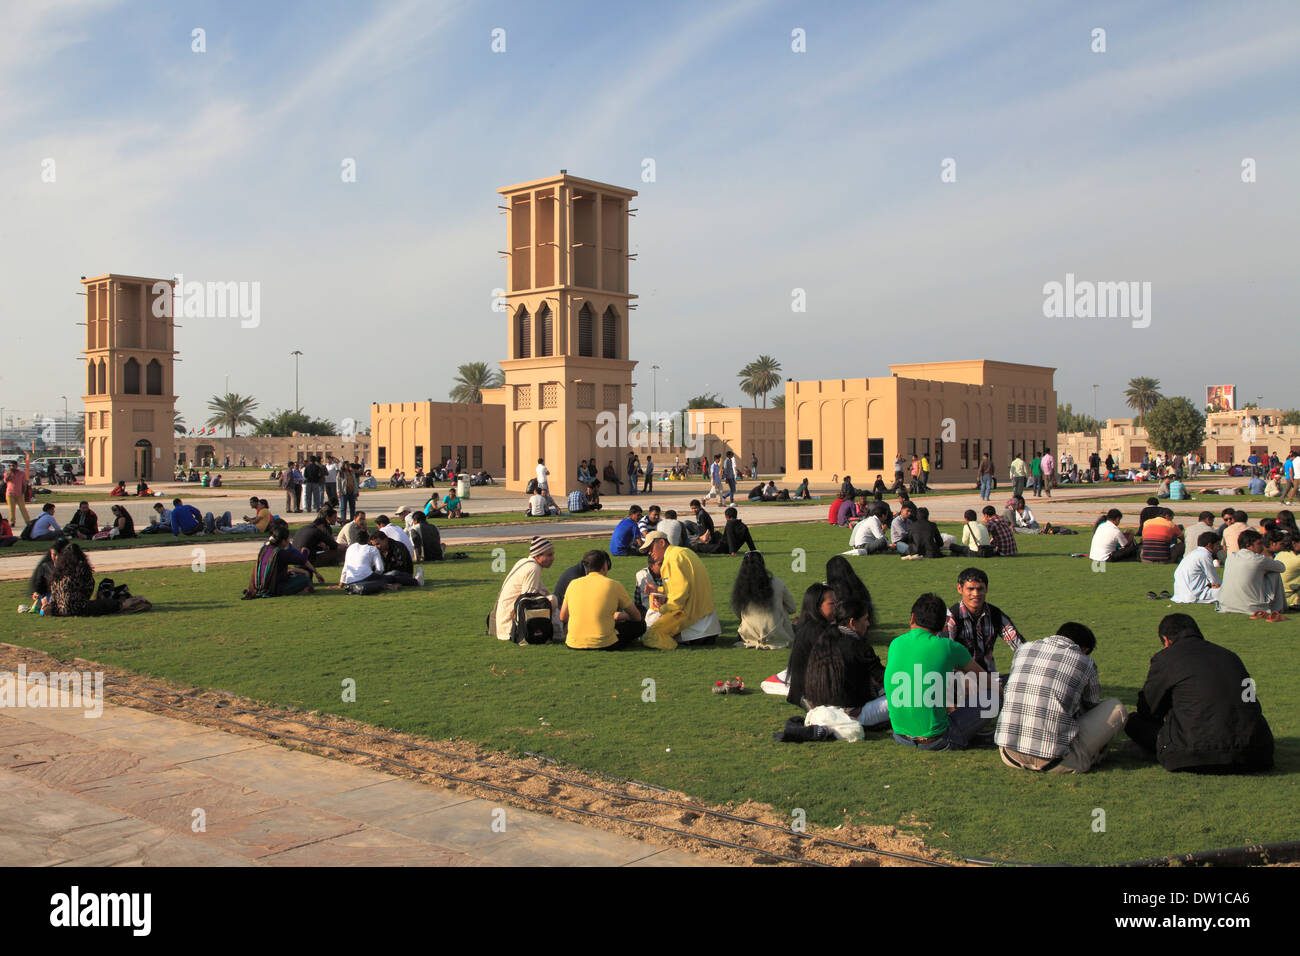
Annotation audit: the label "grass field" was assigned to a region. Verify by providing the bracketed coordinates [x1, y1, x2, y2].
[4, 520, 1295, 864]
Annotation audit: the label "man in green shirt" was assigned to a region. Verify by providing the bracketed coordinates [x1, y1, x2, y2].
[1030, 453, 1043, 497]
[886, 593, 990, 751]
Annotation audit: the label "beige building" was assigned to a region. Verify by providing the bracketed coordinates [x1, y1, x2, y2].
[369, 398, 504, 475]
[688, 408, 786, 472]
[1057, 408, 1300, 470]
[498, 172, 638, 498]
[176, 434, 370, 469]
[81, 274, 176, 485]
[785, 360, 1057, 483]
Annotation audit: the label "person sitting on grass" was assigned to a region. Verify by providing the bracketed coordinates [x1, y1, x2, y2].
[291, 515, 343, 567]
[845, 502, 891, 555]
[780, 584, 838, 705]
[641, 530, 721, 648]
[136, 479, 152, 496]
[637, 505, 661, 538]
[720, 506, 757, 556]
[995, 622, 1126, 774]
[657, 508, 686, 547]
[28, 503, 62, 542]
[408, 509, 443, 562]
[801, 593, 889, 728]
[902, 506, 946, 559]
[1271, 530, 1300, 612]
[214, 496, 270, 535]
[941, 566, 1024, 677]
[493, 537, 557, 638]
[244, 522, 325, 598]
[64, 501, 98, 540]
[168, 498, 203, 536]
[886, 592, 991, 751]
[1124, 614, 1273, 773]
[339, 531, 399, 595]
[793, 478, 811, 500]
[43, 538, 143, 616]
[110, 480, 128, 497]
[610, 505, 644, 556]
[1088, 509, 1137, 563]
[982, 506, 1017, 557]
[94, 504, 135, 540]
[371, 530, 420, 584]
[337, 511, 369, 548]
[0, 516, 16, 547]
[442, 488, 463, 518]
[374, 514, 416, 562]
[1222, 510, 1249, 555]
[731, 551, 798, 650]
[1171, 533, 1222, 605]
[1003, 495, 1041, 534]
[559, 549, 643, 650]
[1139, 507, 1185, 564]
[961, 509, 995, 557]
[1216, 529, 1286, 619]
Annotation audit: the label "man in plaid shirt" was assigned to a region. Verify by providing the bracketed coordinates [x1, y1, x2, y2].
[981, 505, 1017, 556]
[942, 567, 1024, 675]
[994, 622, 1127, 773]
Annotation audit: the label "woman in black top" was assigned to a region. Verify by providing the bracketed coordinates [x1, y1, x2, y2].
[785, 584, 836, 707]
[112, 505, 135, 538]
[801, 594, 885, 711]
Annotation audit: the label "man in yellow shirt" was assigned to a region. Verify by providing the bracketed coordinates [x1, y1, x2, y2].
[1272, 530, 1300, 611]
[559, 550, 642, 650]
[641, 531, 722, 648]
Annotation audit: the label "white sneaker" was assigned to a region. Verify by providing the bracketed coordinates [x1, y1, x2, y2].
[415, 567, 424, 585]
[17, 604, 27, 614]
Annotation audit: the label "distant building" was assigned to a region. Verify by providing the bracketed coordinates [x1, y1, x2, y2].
[1057, 408, 1300, 469]
[784, 360, 1057, 483]
[81, 274, 176, 484]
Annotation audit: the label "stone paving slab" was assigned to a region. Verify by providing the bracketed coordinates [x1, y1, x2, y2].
[0, 700, 717, 866]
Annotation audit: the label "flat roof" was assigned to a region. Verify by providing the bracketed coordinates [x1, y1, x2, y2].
[498, 173, 637, 199]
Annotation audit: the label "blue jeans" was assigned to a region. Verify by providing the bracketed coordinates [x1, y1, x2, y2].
[979, 475, 992, 500]
[340, 493, 356, 522]
[895, 541, 910, 555]
[891, 704, 990, 751]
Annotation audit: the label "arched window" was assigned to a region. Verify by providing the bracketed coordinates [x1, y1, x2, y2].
[123, 358, 140, 394]
[602, 307, 618, 359]
[577, 303, 594, 357]
[87, 361, 96, 395]
[97, 359, 106, 394]
[146, 359, 163, 395]
[537, 303, 553, 356]
[516, 306, 531, 359]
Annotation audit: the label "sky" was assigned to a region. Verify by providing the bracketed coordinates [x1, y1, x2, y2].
[2, 0, 1298, 432]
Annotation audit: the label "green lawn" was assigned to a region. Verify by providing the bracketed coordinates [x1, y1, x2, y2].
[5, 521, 1295, 865]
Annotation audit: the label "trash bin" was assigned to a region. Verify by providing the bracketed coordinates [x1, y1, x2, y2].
[457, 476, 470, 499]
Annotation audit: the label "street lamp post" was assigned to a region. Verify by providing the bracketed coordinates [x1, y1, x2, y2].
[61, 396, 68, 453]
[291, 351, 303, 413]
[651, 365, 660, 415]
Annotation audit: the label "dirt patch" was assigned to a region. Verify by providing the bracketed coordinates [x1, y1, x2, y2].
[0, 642, 953, 867]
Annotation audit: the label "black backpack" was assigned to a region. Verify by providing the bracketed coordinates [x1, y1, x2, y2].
[525, 477, 539, 495]
[509, 592, 554, 645]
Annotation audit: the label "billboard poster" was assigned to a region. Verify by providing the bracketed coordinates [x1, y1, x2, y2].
[1206, 384, 1235, 413]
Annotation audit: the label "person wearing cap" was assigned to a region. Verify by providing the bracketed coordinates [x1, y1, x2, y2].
[493, 537, 558, 640]
[641, 530, 721, 649]
[559, 549, 643, 650]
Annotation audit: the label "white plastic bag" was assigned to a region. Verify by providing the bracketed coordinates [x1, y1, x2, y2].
[805, 705, 864, 741]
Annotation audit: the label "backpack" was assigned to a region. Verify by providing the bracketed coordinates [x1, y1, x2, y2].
[509, 592, 554, 645]
[525, 477, 539, 495]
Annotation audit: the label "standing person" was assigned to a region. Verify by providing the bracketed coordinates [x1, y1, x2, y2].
[978, 452, 994, 501]
[706, 455, 723, 502]
[626, 454, 639, 497]
[4, 461, 30, 528]
[535, 458, 550, 494]
[325, 454, 340, 508]
[1029, 450, 1043, 497]
[1124, 614, 1273, 773]
[1089, 451, 1101, 483]
[909, 455, 922, 494]
[1282, 452, 1299, 506]
[602, 460, 622, 495]
[643, 455, 654, 493]
[1040, 446, 1055, 497]
[723, 450, 739, 504]
[893, 453, 905, 488]
[1009, 452, 1027, 499]
[303, 457, 325, 513]
[920, 452, 930, 492]
[338, 462, 358, 522]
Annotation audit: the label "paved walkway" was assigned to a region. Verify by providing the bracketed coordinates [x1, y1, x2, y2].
[1, 482, 1171, 581]
[0, 695, 708, 866]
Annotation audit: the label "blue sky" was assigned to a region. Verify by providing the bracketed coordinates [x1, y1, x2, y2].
[2, 0, 1297, 431]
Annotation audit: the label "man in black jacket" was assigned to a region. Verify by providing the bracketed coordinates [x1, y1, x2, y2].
[903, 506, 944, 559]
[1125, 613, 1273, 773]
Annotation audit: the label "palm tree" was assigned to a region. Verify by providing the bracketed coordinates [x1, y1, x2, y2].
[1124, 377, 1163, 426]
[738, 355, 783, 407]
[772, 394, 785, 410]
[450, 362, 504, 404]
[205, 393, 260, 437]
[174, 411, 187, 435]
